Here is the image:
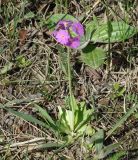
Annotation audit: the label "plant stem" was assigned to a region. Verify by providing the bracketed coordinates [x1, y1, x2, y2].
[67, 47, 75, 131]
[67, 47, 72, 99]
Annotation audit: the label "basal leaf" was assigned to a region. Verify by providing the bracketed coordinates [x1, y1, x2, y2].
[65, 109, 74, 131]
[91, 21, 137, 43]
[57, 106, 73, 134]
[34, 104, 57, 131]
[0, 102, 57, 133]
[69, 95, 79, 111]
[4, 108, 48, 128]
[81, 45, 106, 68]
[74, 109, 92, 133]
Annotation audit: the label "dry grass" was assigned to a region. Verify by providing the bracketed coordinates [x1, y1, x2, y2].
[0, 0, 138, 159]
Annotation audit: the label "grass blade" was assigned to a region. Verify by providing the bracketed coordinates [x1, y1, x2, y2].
[107, 104, 138, 138]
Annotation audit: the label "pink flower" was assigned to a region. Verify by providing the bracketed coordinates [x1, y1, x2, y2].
[72, 22, 84, 36]
[51, 20, 84, 49]
[55, 29, 70, 45]
[67, 37, 80, 49]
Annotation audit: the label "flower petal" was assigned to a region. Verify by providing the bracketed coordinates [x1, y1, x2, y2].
[72, 22, 84, 36]
[55, 29, 70, 45]
[67, 37, 80, 49]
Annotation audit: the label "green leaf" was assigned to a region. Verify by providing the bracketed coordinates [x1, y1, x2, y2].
[74, 109, 93, 134]
[85, 21, 97, 41]
[47, 14, 78, 30]
[89, 129, 104, 153]
[94, 129, 104, 153]
[69, 95, 79, 111]
[34, 104, 57, 131]
[65, 110, 74, 131]
[0, 101, 56, 132]
[91, 21, 137, 43]
[57, 106, 73, 134]
[0, 62, 13, 75]
[4, 108, 48, 128]
[58, 106, 74, 132]
[57, 98, 94, 136]
[78, 21, 96, 50]
[113, 83, 120, 91]
[95, 143, 120, 159]
[81, 45, 106, 68]
[107, 104, 138, 137]
[74, 102, 85, 126]
[117, 87, 126, 97]
[107, 151, 126, 160]
[16, 55, 31, 68]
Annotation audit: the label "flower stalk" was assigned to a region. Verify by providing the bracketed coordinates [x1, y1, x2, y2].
[67, 47, 75, 131]
[67, 47, 72, 99]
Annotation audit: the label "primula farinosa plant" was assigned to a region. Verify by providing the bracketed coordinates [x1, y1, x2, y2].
[52, 20, 84, 48]
[48, 17, 96, 141]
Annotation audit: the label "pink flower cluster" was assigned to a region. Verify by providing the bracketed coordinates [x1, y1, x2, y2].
[52, 20, 84, 49]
